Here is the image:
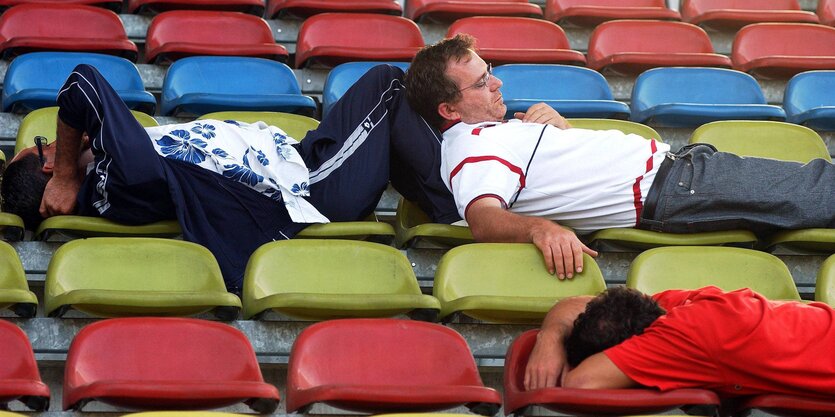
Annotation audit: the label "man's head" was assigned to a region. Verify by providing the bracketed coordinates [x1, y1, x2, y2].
[565, 287, 666, 367]
[1, 139, 57, 230]
[406, 34, 506, 129]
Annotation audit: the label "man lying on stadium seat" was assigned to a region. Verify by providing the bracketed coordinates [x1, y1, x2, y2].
[405, 34, 835, 280]
[522, 286, 835, 397]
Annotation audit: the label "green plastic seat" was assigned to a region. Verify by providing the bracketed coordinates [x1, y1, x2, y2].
[691, 120, 834, 253]
[627, 246, 801, 300]
[433, 243, 606, 323]
[199, 111, 319, 142]
[242, 239, 440, 320]
[295, 219, 395, 244]
[394, 198, 473, 248]
[567, 118, 663, 140]
[0, 241, 37, 317]
[0, 212, 25, 241]
[815, 254, 835, 305]
[45, 237, 241, 318]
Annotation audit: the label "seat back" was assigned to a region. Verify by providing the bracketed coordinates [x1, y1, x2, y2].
[504, 329, 540, 399]
[733, 23, 835, 63]
[0, 319, 46, 391]
[567, 118, 662, 140]
[0, 240, 36, 316]
[199, 111, 319, 141]
[626, 246, 801, 299]
[0, 3, 128, 42]
[494, 64, 615, 101]
[816, 254, 835, 304]
[589, 20, 716, 60]
[322, 61, 410, 116]
[689, 120, 831, 163]
[632, 67, 767, 109]
[448, 16, 571, 49]
[270, 0, 402, 18]
[820, 0, 835, 25]
[145, 10, 275, 53]
[683, 0, 804, 21]
[784, 70, 835, 123]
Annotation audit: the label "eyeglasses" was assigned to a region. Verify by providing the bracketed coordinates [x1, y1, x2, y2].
[34, 136, 46, 165]
[459, 63, 493, 92]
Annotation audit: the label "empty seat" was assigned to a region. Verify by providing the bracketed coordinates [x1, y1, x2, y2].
[0, 212, 24, 241]
[630, 67, 785, 127]
[394, 198, 473, 248]
[504, 330, 720, 416]
[129, 0, 265, 15]
[0, 0, 121, 13]
[63, 317, 280, 412]
[0, 320, 50, 411]
[737, 395, 835, 417]
[268, 0, 402, 19]
[821, 0, 835, 26]
[545, 0, 680, 26]
[682, 0, 818, 30]
[45, 238, 241, 318]
[295, 13, 423, 68]
[447, 17, 586, 66]
[784, 70, 835, 130]
[817, 254, 835, 305]
[627, 246, 801, 299]
[493, 64, 629, 119]
[160, 56, 316, 116]
[242, 239, 439, 320]
[323, 61, 410, 117]
[199, 110, 319, 142]
[587, 20, 731, 75]
[0, 241, 36, 317]
[0, 3, 137, 60]
[732, 23, 835, 79]
[144, 10, 288, 64]
[2, 52, 155, 114]
[286, 318, 502, 414]
[434, 243, 605, 323]
[407, 0, 542, 23]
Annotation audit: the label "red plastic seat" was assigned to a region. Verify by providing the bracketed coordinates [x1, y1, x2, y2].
[286, 318, 502, 415]
[446, 17, 586, 66]
[503, 330, 721, 417]
[587, 20, 731, 75]
[295, 13, 423, 68]
[732, 23, 835, 79]
[0, 0, 120, 12]
[738, 394, 835, 417]
[144, 10, 288, 64]
[407, 0, 542, 23]
[682, 0, 818, 30]
[268, 0, 402, 19]
[129, 0, 265, 16]
[820, 0, 835, 26]
[545, 0, 680, 26]
[63, 317, 280, 412]
[0, 3, 137, 61]
[0, 320, 49, 411]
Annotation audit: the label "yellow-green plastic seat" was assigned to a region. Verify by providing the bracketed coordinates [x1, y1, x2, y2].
[0, 212, 25, 241]
[815, 254, 835, 305]
[627, 246, 801, 300]
[691, 120, 834, 253]
[433, 243, 606, 323]
[295, 218, 395, 244]
[0, 241, 37, 317]
[124, 413, 251, 417]
[199, 111, 319, 142]
[242, 239, 440, 320]
[394, 198, 473, 248]
[0, 412, 30, 417]
[571, 119, 758, 251]
[45, 237, 241, 319]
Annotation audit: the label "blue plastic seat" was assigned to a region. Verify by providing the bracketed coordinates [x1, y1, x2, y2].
[630, 67, 786, 127]
[2, 52, 155, 114]
[492, 64, 629, 119]
[160, 56, 316, 117]
[322, 61, 410, 117]
[785, 70, 835, 131]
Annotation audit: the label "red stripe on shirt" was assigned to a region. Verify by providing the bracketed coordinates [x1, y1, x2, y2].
[632, 140, 658, 224]
[448, 155, 526, 192]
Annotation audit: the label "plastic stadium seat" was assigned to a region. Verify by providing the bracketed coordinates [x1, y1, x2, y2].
[45, 238, 241, 318]
[144, 11, 288, 64]
[447, 17, 586, 66]
[295, 13, 423, 68]
[821, 0, 835, 26]
[160, 56, 316, 116]
[0, 3, 137, 60]
[737, 395, 835, 417]
[784, 70, 835, 130]
[0, 0, 121, 13]
[407, 0, 542, 23]
[394, 198, 473, 248]
[63, 317, 280, 412]
[242, 239, 439, 320]
[322, 61, 410, 117]
[689, 120, 835, 253]
[2, 52, 155, 114]
[124, 413, 252, 417]
[587, 20, 731, 75]
[567, 118, 661, 139]
[630, 67, 785, 127]
[199, 111, 319, 142]
[682, 0, 818, 30]
[504, 330, 721, 416]
[129, 0, 265, 15]
[545, 0, 680, 26]
[0, 212, 24, 241]
[294, 220, 395, 242]
[0, 241, 36, 317]
[732, 23, 835, 79]
[493, 64, 630, 119]
[627, 246, 801, 300]
[268, 0, 402, 19]
[286, 318, 502, 414]
[0, 320, 50, 411]
[817, 254, 835, 305]
[433, 243, 605, 323]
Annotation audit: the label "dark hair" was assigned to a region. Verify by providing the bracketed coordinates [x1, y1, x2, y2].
[565, 287, 665, 367]
[405, 34, 476, 130]
[1, 154, 48, 230]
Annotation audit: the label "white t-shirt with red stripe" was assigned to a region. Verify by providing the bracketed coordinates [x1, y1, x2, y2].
[440, 119, 670, 233]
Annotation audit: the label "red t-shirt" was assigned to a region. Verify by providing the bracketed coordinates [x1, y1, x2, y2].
[604, 286, 835, 397]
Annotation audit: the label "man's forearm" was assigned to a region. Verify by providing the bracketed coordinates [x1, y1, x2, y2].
[53, 119, 84, 181]
[539, 295, 594, 342]
[467, 202, 555, 243]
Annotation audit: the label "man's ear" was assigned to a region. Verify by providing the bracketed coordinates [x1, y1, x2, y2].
[437, 101, 459, 122]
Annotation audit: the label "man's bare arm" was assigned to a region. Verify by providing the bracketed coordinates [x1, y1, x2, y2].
[39, 119, 84, 217]
[562, 352, 637, 389]
[514, 103, 572, 129]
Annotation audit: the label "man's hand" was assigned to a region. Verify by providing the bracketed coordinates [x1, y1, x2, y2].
[39, 176, 81, 218]
[529, 221, 598, 279]
[514, 103, 571, 129]
[525, 331, 567, 390]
